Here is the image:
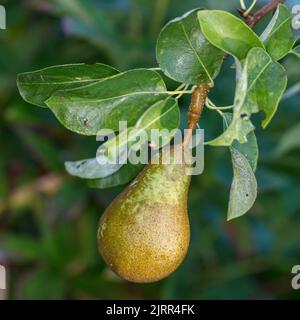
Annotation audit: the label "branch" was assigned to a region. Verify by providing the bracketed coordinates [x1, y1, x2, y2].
[183, 85, 209, 146]
[237, 0, 285, 28]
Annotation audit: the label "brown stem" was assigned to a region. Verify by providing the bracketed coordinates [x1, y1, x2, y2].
[237, 0, 285, 28]
[183, 85, 209, 146]
[224, 0, 285, 60]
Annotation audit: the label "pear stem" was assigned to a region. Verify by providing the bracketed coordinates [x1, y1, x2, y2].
[183, 85, 210, 147]
[237, 0, 285, 28]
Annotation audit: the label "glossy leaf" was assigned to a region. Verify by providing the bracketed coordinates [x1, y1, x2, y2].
[46, 69, 168, 136]
[87, 161, 144, 189]
[260, 4, 296, 61]
[17, 63, 119, 107]
[66, 127, 133, 179]
[134, 97, 180, 147]
[157, 9, 224, 85]
[66, 98, 179, 181]
[198, 10, 264, 60]
[99, 97, 179, 160]
[228, 147, 257, 221]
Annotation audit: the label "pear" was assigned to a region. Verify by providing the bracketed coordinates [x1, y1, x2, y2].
[98, 145, 192, 283]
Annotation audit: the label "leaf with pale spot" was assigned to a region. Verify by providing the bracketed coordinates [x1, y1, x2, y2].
[261, 4, 297, 61]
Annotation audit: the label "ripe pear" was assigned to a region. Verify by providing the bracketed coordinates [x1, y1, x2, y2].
[98, 145, 192, 283]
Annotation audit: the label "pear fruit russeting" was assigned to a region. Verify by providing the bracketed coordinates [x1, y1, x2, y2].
[98, 144, 192, 283]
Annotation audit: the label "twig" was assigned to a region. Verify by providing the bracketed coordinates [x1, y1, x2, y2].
[224, 0, 285, 60]
[183, 85, 210, 146]
[237, 0, 285, 28]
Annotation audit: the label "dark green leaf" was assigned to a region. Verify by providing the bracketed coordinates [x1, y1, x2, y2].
[17, 63, 119, 107]
[198, 10, 264, 60]
[228, 147, 257, 221]
[260, 4, 296, 61]
[156, 9, 224, 85]
[46, 69, 168, 136]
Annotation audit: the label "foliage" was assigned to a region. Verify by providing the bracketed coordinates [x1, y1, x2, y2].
[0, 0, 300, 299]
[16, 2, 297, 221]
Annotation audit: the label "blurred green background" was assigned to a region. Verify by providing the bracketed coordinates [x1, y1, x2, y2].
[0, 0, 300, 300]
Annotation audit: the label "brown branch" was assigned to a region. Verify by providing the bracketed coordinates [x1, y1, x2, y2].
[224, 0, 285, 60]
[183, 85, 209, 146]
[237, 0, 286, 28]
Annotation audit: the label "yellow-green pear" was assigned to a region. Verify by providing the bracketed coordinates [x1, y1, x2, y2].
[98, 145, 192, 283]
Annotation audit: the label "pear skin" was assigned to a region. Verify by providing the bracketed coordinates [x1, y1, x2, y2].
[98, 145, 192, 283]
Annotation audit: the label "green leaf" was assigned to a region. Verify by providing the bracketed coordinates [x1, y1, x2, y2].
[99, 98, 179, 162]
[156, 9, 224, 85]
[134, 97, 180, 147]
[198, 10, 264, 60]
[46, 69, 168, 136]
[66, 127, 133, 179]
[275, 124, 300, 156]
[207, 57, 255, 146]
[228, 147, 257, 221]
[222, 114, 258, 221]
[291, 45, 300, 58]
[223, 113, 259, 172]
[260, 4, 296, 61]
[17, 63, 119, 107]
[87, 161, 144, 189]
[66, 98, 180, 181]
[208, 48, 287, 146]
[241, 48, 287, 128]
[65, 158, 123, 180]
